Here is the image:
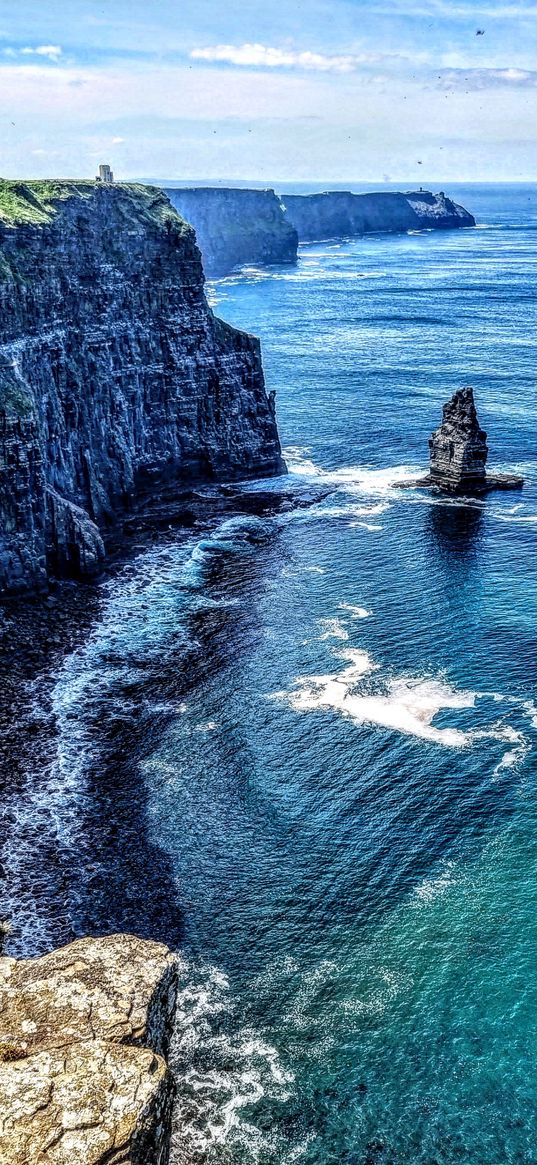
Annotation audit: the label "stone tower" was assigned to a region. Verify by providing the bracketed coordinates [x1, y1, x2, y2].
[96, 164, 114, 184]
[428, 386, 488, 491]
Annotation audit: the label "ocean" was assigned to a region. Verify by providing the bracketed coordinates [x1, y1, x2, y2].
[3, 182, 537, 1163]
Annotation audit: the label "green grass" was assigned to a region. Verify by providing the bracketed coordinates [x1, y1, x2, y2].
[0, 179, 189, 231]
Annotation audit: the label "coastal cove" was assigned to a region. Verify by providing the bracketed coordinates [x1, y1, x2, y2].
[1, 182, 537, 1163]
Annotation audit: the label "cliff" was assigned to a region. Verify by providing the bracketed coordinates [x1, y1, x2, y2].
[0, 933, 179, 1165]
[0, 180, 285, 596]
[166, 186, 298, 277]
[281, 189, 476, 241]
[165, 187, 475, 277]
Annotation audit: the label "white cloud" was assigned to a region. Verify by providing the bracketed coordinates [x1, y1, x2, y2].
[378, 0, 537, 15]
[438, 65, 537, 88]
[20, 44, 62, 60]
[111, 135, 125, 143]
[190, 42, 410, 73]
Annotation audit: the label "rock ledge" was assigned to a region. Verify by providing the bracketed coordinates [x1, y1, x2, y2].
[0, 933, 179, 1165]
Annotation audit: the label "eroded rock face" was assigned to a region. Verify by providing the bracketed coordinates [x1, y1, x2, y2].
[281, 189, 475, 241]
[0, 934, 179, 1165]
[428, 386, 488, 490]
[167, 186, 298, 276]
[0, 1041, 172, 1165]
[0, 180, 285, 596]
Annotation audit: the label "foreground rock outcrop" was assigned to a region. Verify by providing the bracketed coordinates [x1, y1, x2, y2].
[0, 933, 179, 1165]
[167, 186, 298, 276]
[281, 188, 475, 241]
[0, 180, 285, 596]
[399, 386, 523, 494]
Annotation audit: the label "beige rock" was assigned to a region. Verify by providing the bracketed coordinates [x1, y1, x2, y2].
[0, 1040, 172, 1165]
[0, 934, 180, 1165]
[0, 933, 178, 1060]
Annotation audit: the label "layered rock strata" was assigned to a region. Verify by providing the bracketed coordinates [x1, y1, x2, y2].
[0, 933, 179, 1165]
[400, 386, 523, 494]
[429, 386, 488, 489]
[167, 186, 298, 276]
[0, 180, 285, 596]
[281, 188, 475, 241]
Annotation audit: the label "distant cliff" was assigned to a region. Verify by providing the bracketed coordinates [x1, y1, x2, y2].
[0, 181, 285, 596]
[165, 187, 475, 276]
[281, 189, 476, 241]
[166, 187, 298, 277]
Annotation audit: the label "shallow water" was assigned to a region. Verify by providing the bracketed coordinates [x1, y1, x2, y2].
[3, 183, 537, 1163]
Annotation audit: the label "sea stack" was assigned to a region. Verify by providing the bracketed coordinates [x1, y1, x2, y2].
[428, 386, 488, 490]
[422, 387, 523, 494]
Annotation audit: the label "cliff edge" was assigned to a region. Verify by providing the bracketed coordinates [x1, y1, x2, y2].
[0, 180, 285, 596]
[167, 186, 298, 277]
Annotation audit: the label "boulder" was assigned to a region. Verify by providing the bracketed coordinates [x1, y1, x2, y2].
[0, 934, 179, 1165]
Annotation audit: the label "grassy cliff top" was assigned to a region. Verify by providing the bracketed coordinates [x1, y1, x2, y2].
[0, 180, 188, 231]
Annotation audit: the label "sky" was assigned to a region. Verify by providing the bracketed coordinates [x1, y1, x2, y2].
[1, 0, 537, 183]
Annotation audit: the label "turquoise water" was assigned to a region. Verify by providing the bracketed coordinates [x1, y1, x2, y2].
[4, 184, 537, 1163]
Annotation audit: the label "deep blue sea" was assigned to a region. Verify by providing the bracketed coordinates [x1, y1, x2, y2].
[4, 183, 537, 1164]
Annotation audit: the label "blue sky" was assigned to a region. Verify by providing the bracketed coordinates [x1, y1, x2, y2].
[1, 0, 537, 182]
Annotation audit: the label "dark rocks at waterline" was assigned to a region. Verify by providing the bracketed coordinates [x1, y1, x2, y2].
[0, 180, 285, 597]
[399, 386, 524, 495]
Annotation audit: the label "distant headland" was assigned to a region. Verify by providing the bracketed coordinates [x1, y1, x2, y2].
[166, 186, 476, 277]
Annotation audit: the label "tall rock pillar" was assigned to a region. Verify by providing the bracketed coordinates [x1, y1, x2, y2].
[428, 386, 488, 491]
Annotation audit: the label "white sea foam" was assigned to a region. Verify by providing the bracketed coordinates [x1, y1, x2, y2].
[338, 603, 372, 619]
[282, 564, 326, 576]
[170, 960, 294, 1164]
[316, 618, 349, 641]
[276, 636, 537, 762]
[348, 520, 384, 531]
[414, 861, 456, 903]
[275, 647, 478, 747]
[492, 512, 537, 525]
[285, 454, 419, 495]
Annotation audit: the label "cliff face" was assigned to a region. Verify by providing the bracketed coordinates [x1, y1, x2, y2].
[166, 187, 475, 275]
[0, 181, 285, 596]
[0, 934, 179, 1165]
[166, 186, 298, 277]
[281, 189, 476, 241]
